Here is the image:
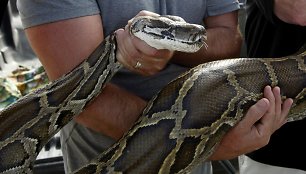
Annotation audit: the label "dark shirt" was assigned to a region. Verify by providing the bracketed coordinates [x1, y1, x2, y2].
[245, 0, 306, 171]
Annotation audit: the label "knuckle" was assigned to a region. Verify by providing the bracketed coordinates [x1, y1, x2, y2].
[257, 134, 270, 147]
[159, 50, 172, 59]
[148, 49, 159, 57]
[154, 62, 166, 71]
[155, 65, 164, 72]
[138, 10, 149, 16]
[142, 67, 156, 76]
[129, 50, 140, 59]
[150, 66, 163, 75]
[262, 136, 270, 146]
[248, 104, 261, 117]
[153, 65, 162, 72]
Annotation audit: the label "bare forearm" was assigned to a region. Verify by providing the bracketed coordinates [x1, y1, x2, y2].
[25, 15, 147, 140]
[75, 83, 147, 140]
[172, 26, 242, 67]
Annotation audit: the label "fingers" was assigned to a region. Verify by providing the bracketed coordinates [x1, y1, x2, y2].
[210, 86, 293, 161]
[280, 97, 293, 125]
[131, 33, 173, 58]
[259, 86, 293, 132]
[272, 87, 293, 128]
[127, 10, 160, 26]
[136, 10, 160, 17]
[240, 98, 269, 129]
[273, 87, 282, 119]
[231, 86, 292, 151]
[270, 86, 285, 130]
[209, 97, 271, 160]
[116, 29, 140, 70]
[262, 86, 276, 119]
[256, 86, 277, 132]
[246, 86, 292, 147]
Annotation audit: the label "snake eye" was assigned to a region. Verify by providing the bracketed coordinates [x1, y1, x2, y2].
[197, 37, 205, 45]
[161, 30, 174, 39]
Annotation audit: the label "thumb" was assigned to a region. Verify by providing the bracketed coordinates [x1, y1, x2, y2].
[240, 98, 270, 128]
[115, 28, 130, 68]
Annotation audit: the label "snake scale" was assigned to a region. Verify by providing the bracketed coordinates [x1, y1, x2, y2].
[0, 13, 306, 174]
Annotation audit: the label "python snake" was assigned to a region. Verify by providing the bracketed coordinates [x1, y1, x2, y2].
[0, 15, 306, 174]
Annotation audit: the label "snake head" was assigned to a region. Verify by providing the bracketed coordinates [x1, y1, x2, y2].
[129, 15, 207, 53]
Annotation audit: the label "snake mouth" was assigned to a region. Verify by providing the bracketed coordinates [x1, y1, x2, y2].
[185, 31, 207, 47]
[158, 27, 207, 51]
[159, 28, 206, 43]
[147, 23, 207, 45]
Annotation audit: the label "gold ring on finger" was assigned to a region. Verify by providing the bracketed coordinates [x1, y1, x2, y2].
[134, 61, 142, 69]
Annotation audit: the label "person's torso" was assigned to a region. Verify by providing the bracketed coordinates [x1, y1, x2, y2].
[245, 0, 306, 170]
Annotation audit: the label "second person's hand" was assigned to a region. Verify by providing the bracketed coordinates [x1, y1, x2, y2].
[209, 86, 293, 160]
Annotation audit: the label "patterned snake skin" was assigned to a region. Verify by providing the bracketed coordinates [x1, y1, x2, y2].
[0, 14, 306, 174]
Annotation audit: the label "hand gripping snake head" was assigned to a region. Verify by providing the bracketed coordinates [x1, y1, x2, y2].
[129, 15, 207, 53]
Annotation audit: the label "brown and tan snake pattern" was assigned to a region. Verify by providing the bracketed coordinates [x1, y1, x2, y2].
[0, 15, 305, 174]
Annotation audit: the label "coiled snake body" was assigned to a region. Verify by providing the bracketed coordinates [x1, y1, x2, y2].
[0, 15, 306, 174]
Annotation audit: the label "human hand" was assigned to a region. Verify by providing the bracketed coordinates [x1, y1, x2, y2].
[274, 0, 306, 26]
[209, 86, 293, 160]
[115, 10, 174, 76]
